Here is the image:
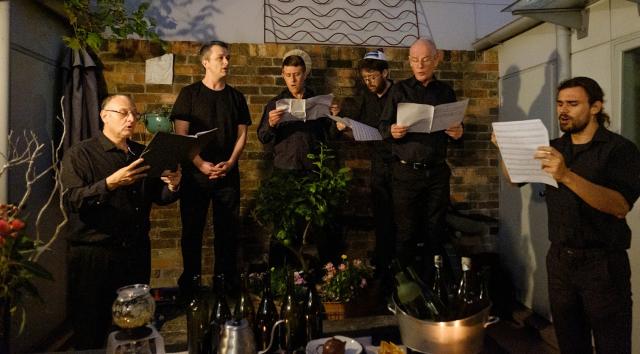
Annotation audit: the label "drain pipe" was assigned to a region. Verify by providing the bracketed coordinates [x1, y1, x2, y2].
[556, 25, 572, 83]
[0, 0, 9, 203]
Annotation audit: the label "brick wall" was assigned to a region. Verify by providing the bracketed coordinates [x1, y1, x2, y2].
[97, 40, 499, 288]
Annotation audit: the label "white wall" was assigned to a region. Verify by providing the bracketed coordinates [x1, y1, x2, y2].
[497, 22, 558, 319]
[140, 0, 515, 50]
[496, 0, 640, 352]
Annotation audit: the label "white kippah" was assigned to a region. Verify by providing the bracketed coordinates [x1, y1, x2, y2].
[363, 49, 386, 61]
[283, 49, 312, 76]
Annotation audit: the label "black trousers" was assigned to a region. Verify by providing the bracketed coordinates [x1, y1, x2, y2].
[69, 240, 150, 349]
[547, 244, 632, 354]
[178, 169, 240, 291]
[391, 161, 450, 275]
[370, 158, 395, 273]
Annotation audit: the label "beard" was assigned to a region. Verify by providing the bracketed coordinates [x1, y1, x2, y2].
[559, 114, 589, 134]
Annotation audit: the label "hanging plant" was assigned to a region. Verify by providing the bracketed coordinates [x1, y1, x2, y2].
[62, 0, 166, 52]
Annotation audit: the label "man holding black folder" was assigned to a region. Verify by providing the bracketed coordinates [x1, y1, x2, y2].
[171, 41, 251, 295]
[379, 38, 463, 276]
[61, 94, 181, 349]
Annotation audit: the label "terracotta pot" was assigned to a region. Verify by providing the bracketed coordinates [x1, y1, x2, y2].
[322, 301, 346, 320]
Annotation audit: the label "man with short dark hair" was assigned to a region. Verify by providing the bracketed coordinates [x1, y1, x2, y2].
[62, 94, 181, 349]
[257, 53, 333, 171]
[171, 40, 251, 294]
[379, 38, 463, 273]
[530, 77, 639, 354]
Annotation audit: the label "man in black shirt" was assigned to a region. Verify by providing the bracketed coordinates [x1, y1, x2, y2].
[338, 49, 395, 274]
[62, 94, 181, 349]
[529, 77, 639, 353]
[379, 38, 463, 272]
[257, 53, 333, 170]
[171, 41, 251, 295]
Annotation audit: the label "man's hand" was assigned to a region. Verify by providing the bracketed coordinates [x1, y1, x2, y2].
[209, 161, 232, 180]
[161, 165, 182, 192]
[445, 123, 463, 140]
[268, 108, 285, 127]
[391, 124, 408, 139]
[336, 122, 348, 131]
[534, 146, 570, 183]
[106, 158, 150, 190]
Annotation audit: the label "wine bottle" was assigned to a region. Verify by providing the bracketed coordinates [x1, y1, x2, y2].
[456, 257, 481, 319]
[186, 275, 207, 354]
[234, 273, 256, 330]
[280, 270, 305, 353]
[304, 283, 324, 342]
[405, 266, 449, 321]
[255, 271, 279, 352]
[430, 255, 450, 310]
[478, 265, 491, 309]
[212, 274, 232, 325]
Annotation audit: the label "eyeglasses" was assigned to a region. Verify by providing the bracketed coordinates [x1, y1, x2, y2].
[362, 74, 381, 84]
[409, 55, 437, 66]
[104, 109, 141, 121]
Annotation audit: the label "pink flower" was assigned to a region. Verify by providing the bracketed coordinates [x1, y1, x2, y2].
[324, 262, 335, 272]
[360, 278, 367, 288]
[339, 263, 347, 271]
[293, 271, 305, 285]
[353, 259, 362, 267]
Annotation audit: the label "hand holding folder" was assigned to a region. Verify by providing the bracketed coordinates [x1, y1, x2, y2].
[140, 129, 217, 177]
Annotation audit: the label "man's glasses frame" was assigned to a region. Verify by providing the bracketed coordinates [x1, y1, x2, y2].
[103, 109, 141, 121]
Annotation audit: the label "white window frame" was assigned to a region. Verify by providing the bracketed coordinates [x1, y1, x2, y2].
[611, 33, 640, 135]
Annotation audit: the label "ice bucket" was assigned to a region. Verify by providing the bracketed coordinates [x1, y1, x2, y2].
[388, 296, 498, 354]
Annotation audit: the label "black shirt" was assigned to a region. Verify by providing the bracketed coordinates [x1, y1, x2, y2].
[170, 81, 252, 165]
[257, 88, 333, 170]
[379, 76, 456, 164]
[61, 133, 179, 245]
[546, 126, 640, 249]
[343, 81, 393, 161]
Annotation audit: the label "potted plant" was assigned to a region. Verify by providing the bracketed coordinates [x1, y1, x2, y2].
[252, 144, 351, 273]
[141, 105, 174, 134]
[317, 255, 374, 320]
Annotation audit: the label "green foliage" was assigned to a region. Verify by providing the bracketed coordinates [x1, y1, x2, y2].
[62, 0, 166, 52]
[252, 144, 351, 248]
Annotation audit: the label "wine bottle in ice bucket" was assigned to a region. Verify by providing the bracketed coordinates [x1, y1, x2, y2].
[456, 257, 481, 318]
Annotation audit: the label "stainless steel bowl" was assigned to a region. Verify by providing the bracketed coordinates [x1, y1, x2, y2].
[388, 297, 498, 354]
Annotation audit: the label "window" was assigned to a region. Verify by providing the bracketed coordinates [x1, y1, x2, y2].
[621, 47, 640, 145]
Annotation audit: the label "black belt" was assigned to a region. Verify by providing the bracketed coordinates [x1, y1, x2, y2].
[397, 159, 445, 170]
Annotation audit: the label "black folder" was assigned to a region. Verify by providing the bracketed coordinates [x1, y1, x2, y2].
[140, 129, 217, 177]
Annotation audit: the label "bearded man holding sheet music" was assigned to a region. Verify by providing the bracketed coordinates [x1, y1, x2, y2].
[378, 38, 463, 278]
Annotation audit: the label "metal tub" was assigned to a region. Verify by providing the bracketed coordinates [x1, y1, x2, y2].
[388, 297, 498, 354]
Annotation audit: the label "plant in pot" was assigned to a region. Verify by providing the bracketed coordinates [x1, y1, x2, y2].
[142, 105, 174, 134]
[317, 254, 374, 320]
[252, 144, 351, 275]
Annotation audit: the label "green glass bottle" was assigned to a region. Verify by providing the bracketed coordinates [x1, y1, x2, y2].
[304, 283, 324, 342]
[280, 270, 305, 353]
[456, 257, 481, 319]
[234, 273, 256, 330]
[255, 271, 279, 352]
[186, 275, 207, 354]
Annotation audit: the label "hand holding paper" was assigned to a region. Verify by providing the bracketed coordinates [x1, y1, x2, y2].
[275, 94, 333, 123]
[397, 99, 468, 133]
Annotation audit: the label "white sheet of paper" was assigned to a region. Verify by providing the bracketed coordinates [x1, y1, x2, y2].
[492, 119, 558, 187]
[145, 54, 174, 85]
[343, 118, 382, 141]
[275, 94, 332, 123]
[397, 100, 468, 133]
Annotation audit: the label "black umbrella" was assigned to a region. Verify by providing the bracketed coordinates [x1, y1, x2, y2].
[60, 48, 106, 152]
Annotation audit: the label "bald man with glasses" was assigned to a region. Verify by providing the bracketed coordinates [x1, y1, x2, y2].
[61, 94, 181, 349]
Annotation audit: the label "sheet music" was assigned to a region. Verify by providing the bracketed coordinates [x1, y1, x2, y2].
[328, 115, 383, 141]
[397, 103, 434, 133]
[343, 118, 382, 141]
[492, 119, 558, 187]
[397, 99, 467, 133]
[431, 99, 469, 132]
[276, 94, 333, 123]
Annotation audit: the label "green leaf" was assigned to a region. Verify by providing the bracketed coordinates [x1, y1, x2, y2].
[85, 32, 103, 52]
[21, 260, 53, 280]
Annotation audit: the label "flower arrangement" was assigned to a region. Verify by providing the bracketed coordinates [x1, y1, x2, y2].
[0, 204, 52, 304]
[317, 255, 374, 303]
[248, 267, 308, 301]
